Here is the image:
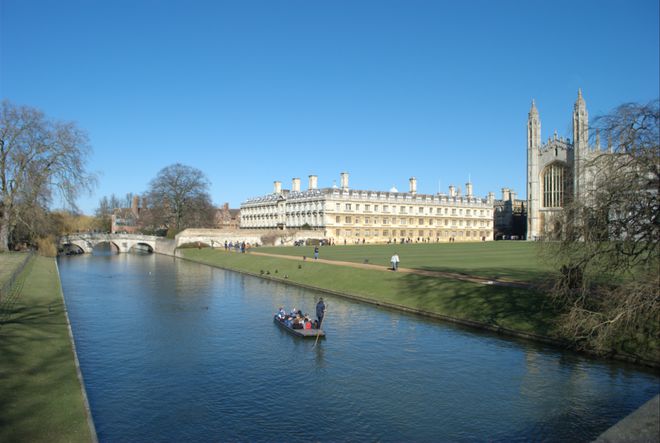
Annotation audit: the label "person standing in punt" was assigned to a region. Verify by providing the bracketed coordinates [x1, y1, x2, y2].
[316, 298, 326, 329]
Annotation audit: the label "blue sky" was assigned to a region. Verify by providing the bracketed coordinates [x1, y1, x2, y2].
[2, 0, 658, 215]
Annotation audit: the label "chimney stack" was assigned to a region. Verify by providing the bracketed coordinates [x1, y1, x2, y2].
[488, 192, 495, 204]
[449, 185, 456, 197]
[274, 181, 282, 194]
[501, 188, 510, 201]
[292, 178, 301, 192]
[308, 175, 318, 190]
[409, 177, 417, 195]
[132, 195, 139, 216]
[466, 182, 473, 197]
[340, 172, 349, 190]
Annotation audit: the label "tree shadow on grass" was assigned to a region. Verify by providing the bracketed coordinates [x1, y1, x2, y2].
[1, 304, 69, 328]
[396, 272, 559, 337]
[415, 265, 554, 286]
[0, 303, 91, 443]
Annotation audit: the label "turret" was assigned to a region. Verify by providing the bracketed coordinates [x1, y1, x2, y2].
[573, 88, 589, 199]
[527, 99, 541, 240]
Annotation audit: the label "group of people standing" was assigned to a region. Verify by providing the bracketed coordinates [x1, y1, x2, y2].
[224, 241, 248, 253]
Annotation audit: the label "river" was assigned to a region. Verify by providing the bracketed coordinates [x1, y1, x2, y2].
[58, 253, 659, 442]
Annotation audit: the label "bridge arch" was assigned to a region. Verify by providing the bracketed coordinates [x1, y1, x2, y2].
[93, 241, 120, 254]
[130, 242, 154, 254]
[60, 243, 85, 255]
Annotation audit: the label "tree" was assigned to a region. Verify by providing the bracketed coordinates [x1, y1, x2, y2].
[144, 163, 216, 233]
[544, 99, 659, 359]
[94, 194, 122, 232]
[0, 100, 96, 251]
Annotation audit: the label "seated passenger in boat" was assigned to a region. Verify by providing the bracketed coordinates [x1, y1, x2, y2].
[277, 307, 286, 319]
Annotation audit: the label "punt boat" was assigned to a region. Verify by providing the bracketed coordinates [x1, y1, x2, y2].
[273, 315, 325, 339]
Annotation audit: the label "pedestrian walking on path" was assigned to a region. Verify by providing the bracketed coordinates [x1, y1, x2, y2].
[390, 253, 400, 271]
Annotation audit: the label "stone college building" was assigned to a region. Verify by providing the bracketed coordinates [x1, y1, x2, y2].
[240, 173, 494, 243]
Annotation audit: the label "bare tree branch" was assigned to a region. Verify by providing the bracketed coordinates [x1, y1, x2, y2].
[0, 100, 96, 251]
[144, 163, 216, 234]
[544, 99, 660, 360]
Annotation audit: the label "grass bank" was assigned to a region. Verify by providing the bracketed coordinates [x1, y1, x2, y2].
[0, 255, 94, 443]
[181, 248, 558, 338]
[0, 252, 31, 288]
[256, 241, 551, 283]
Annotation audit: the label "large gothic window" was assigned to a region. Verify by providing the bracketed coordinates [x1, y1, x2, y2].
[542, 163, 565, 208]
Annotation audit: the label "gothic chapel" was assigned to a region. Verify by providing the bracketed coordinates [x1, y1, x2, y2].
[526, 89, 605, 239]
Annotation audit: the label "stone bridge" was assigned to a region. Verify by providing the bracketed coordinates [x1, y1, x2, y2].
[59, 233, 160, 254]
[59, 229, 327, 255]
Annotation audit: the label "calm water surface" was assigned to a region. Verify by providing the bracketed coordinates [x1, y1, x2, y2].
[58, 254, 659, 443]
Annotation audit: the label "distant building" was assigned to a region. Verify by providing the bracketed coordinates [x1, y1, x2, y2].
[111, 196, 146, 234]
[215, 203, 240, 229]
[493, 188, 527, 240]
[240, 173, 494, 243]
[527, 89, 615, 239]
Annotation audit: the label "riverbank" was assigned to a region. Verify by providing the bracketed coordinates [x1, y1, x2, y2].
[180, 248, 659, 367]
[179, 248, 559, 338]
[0, 255, 95, 443]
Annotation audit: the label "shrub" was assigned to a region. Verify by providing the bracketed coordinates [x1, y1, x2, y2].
[36, 237, 57, 257]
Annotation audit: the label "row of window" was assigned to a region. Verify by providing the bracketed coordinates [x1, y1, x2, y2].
[242, 215, 492, 227]
[329, 191, 483, 205]
[243, 207, 489, 219]
[335, 203, 487, 216]
[242, 203, 491, 216]
[333, 216, 490, 227]
[333, 229, 490, 238]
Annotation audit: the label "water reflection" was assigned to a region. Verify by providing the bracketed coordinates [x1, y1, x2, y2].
[58, 254, 659, 443]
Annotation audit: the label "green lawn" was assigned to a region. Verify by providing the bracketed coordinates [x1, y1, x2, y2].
[0, 256, 94, 443]
[255, 241, 551, 282]
[182, 248, 558, 337]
